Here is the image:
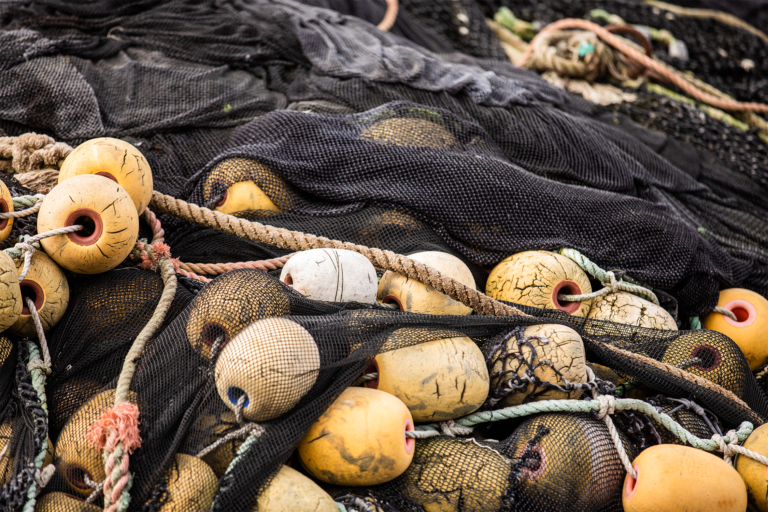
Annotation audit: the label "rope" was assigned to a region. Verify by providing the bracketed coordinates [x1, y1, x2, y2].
[354, 372, 378, 385]
[377, 0, 398, 31]
[0, 134, 71, 175]
[0, 194, 45, 219]
[5, 225, 83, 281]
[177, 255, 294, 276]
[149, 191, 529, 318]
[520, 18, 768, 113]
[558, 248, 659, 304]
[195, 395, 265, 459]
[712, 306, 738, 322]
[24, 298, 51, 375]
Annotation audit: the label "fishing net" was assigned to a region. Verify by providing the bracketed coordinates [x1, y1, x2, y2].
[0, 0, 767, 510]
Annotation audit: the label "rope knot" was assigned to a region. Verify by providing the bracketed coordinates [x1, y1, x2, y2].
[439, 420, 474, 437]
[131, 240, 178, 272]
[596, 394, 616, 419]
[86, 402, 142, 454]
[711, 429, 740, 464]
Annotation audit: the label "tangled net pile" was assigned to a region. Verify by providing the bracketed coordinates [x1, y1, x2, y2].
[1, 0, 768, 511]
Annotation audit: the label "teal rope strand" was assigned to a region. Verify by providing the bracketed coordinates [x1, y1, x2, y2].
[22, 342, 51, 512]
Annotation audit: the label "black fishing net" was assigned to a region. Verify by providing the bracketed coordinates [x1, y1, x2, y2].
[1, 0, 768, 510]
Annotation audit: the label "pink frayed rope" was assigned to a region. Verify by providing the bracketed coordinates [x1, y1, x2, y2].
[87, 402, 142, 454]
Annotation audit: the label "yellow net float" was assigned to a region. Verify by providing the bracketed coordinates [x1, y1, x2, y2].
[588, 292, 677, 330]
[202, 158, 296, 215]
[157, 454, 219, 512]
[34, 492, 103, 512]
[623, 444, 746, 512]
[735, 423, 768, 511]
[56, 389, 136, 497]
[486, 250, 593, 316]
[253, 465, 338, 512]
[365, 327, 489, 422]
[0, 419, 12, 484]
[189, 411, 240, 478]
[490, 324, 588, 406]
[377, 251, 476, 315]
[58, 137, 153, 215]
[185, 270, 290, 359]
[702, 288, 768, 371]
[0, 252, 22, 332]
[360, 117, 459, 150]
[398, 436, 511, 512]
[214, 317, 320, 422]
[0, 180, 13, 243]
[37, 174, 139, 274]
[5, 251, 68, 337]
[298, 386, 415, 486]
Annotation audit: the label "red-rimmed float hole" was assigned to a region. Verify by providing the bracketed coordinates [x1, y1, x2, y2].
[217, 190, 229, 207]
[65, 208, 103, 246]
[0, 198, 9, 231]
[283, 274, 293, 286]
[66, 464, 93, 490]
[520, 444, 547, 480]
[382, 295, 403, 311]
[730, 306, 750, 323]
[624, 465, 639, 499]
[201, 322, 229, 350]
[95, 172, 118, 184]
[552, 281, 582, 314]
[364, 360, 379, 389]
[691, 345, 721, 372]
[404, 418, 415, 455]
[19, 280, 44, 315]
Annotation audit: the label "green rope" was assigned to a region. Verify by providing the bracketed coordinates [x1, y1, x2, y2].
[690, 316, 702, 330]
[209, 433, 261, 511]
[12, 195, 43, 209]
[557, 248, 660, 304]
[414, 397, 753, 452]
[22, 342, 51, 512]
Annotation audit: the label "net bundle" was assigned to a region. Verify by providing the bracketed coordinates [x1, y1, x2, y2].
[0, 0, 767, 511]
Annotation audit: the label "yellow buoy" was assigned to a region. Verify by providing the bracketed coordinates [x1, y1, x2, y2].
[298, 387, 414, 486]
[158, 454, 218, 512]
[367, 328, 489, 421]
[38, 175, 139, 274]
[490, 324, 587, 406]
[736, 423, 768, 510]
[486, 250, 592, 316]
[189, 411, 240, 478]
[0, 337, 11, 367]
[203, 158, 294, 214]
[509, 413, 637, 511]
[623, 444, 746, 512]
[58, 137, 153, 215]
[6, 251, 69, 337]
[48, 376, 103, 437]
[702, 288, 768, 371]
[56, 389, 136, 497]
[399, 436, 510, 512]
[214, 317, 320, 422]
[360, 118, 458, 150]
[0, 180, 14, 243]
[185, 270, 290, 359]
[0, 420, 12, 484]
[661, 331, 745, 398]
[253, 465, 338, 512]
[35, 492, 103, 511]
[588, 292, 677, 330]
[377, 251, 475, 315]
[0, 252, 22, 332]
[214, 181, 280, 215]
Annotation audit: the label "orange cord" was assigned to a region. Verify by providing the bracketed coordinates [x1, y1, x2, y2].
[377, 0, 398, 31]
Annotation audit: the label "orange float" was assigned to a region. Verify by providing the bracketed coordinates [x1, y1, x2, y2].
[0, 180, 13, 242]
[736, 423, 768, 511]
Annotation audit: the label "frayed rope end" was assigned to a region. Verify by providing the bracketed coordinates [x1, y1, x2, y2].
[87, 402, 142, 454]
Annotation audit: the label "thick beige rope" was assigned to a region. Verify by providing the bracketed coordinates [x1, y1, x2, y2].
[149, 191, 527, 318]
[0, 134, 71, 174]
[377, 0, 398, 31]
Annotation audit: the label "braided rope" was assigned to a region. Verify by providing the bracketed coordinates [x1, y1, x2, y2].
[21, 342, 52, 512]
[712, 306, 738, 322]
[149, 192, 528, 318]
[377, 0, 398, 31]
[4, 226, 83, 281]
[0, 134, 71, 175]
[177, 255, 294, 276]
[0, 194, 45, 219]
[520, 18, 768, 113]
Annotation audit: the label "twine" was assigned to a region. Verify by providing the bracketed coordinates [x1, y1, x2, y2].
[0, 194, 45, 219]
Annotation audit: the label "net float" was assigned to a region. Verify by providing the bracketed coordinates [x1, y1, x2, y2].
[37, 174, 139, 274]
[623, 444, 746, 512]
[253, 465, 338, 512]
[485, 250, 593, 316]
[186, 270, 290, 359]
[298, 386, 414, 486]
[157, 454, 218, 512]
[0, 336, 11, 367]
[189, 411, 241, 478]
[5, 251, 69, 338]
[58, 137, 153, 214]
[735, 422, 768, 511]
[398, 436, 511, 512]
[214, 317, 320, 422]
[34, 492, 103, 512]
[280, 248, 378, 304]
[661, 331, 746, 399]
[56, 389, 136, 497]
[508, 413, 637, 512]
[366, 327, 489, 421]
[203, 158, 290, 215]
[702, 288, 768, 371]
[360, 117, 458, 150]
[490, 324, 587, 406]
[377, 251, 476, 315]
[0, 251, 22, 332]
[0, 419, 12, 484]
[588, 292, 677, 330]
[0, 180, 14, 243]
[48, 376, 103, 439]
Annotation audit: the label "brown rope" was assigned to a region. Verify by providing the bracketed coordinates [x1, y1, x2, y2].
[149, 191, 528, 318]
[178, 255, 294, 276]
[377, 0, 398, 31]
[520, 18, 768, 113]
[0, 133, 71, 174]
